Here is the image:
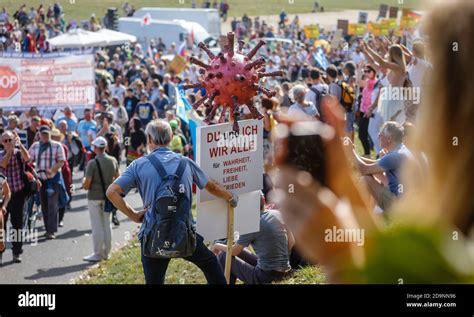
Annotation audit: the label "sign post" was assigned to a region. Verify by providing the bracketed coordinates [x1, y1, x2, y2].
[225, 203, 235, 284]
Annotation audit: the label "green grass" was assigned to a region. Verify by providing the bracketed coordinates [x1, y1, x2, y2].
[74, 236, 326, 284]
[3, 0, 427, 23]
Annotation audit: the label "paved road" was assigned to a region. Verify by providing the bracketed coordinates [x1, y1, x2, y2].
[0, 165, 143, 284]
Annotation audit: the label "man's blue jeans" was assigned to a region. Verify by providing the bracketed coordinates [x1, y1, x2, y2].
[141, 234, 226, 284]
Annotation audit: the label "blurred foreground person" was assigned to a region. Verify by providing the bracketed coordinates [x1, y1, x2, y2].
[270, 0, 474, 283]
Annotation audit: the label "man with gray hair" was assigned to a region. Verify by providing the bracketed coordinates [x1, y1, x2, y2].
[107, 119, 238, 284]
[351, 121, 414, 211]
[288, 84, 319, 119]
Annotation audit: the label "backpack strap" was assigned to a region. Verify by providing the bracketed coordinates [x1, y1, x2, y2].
[146, 154, 168, 179]
[174, 156, 188, 180]
[94, 158, 107, 199]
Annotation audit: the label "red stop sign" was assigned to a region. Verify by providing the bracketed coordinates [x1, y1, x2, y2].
[0, 65, 20, 99]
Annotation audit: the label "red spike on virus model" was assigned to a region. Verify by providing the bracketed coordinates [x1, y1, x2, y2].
[183, 32, 284, 131]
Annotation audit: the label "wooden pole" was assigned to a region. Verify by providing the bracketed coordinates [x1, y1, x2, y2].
[224, 203, 235, 284]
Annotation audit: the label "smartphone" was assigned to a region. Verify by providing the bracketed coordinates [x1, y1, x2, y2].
[283, 121, 328, 186]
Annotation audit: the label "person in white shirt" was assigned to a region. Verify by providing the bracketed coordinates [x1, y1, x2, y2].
[350, 45, 365, 65]
[288, 85, 319, 118]
[408, 41, 432, 89]
[109, 75, 127, 103]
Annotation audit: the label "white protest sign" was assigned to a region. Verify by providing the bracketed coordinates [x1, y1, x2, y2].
[0, 52, 95, 111]
[197, 191, 261, 242]
[197, 119, 263, 203]
[196, 119, 263, 241]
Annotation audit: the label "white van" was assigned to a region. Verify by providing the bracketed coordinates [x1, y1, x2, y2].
[133, 7, 221, 38]
[118, 17, 218, 51]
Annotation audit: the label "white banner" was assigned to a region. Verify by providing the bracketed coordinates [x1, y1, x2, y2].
[0, 52, 95, 111]
[196, 119, 263, 241]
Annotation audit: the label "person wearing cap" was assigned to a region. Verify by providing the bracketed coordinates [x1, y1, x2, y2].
[0, 130, 30, 263]
[28, 125, 66, 240]
[134, 91, 157, 127]
[107, 119, 238, 284]
[169, 119, 184, 154]
[99, 99, 111, 113]
[82, 136, 120, 262]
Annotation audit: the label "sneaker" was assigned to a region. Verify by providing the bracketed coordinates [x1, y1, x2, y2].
[83, 254, 102, 262]
[59, 221, 64, 227]
[0, 253, 3, 266]
[13, 254, 22, 263]
[45, 233, 56, 240]
[112, 215, 120, 227]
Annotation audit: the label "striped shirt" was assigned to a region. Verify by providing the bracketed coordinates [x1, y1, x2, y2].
[0, 149, 25, 193]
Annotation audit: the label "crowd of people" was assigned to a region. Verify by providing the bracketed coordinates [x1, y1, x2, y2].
[2, 0, 466, 286]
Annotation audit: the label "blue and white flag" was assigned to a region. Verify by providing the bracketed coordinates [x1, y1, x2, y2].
[313, 47, 329, 69]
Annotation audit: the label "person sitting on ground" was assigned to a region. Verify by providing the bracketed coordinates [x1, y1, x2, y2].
[351, 121, 414, 211]
[213, 192, 294, 284]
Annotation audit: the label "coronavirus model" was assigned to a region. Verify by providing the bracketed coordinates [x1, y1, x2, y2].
[183, 32, 283, 131]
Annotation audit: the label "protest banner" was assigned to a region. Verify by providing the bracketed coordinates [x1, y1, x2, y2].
[168, 54, 187, 74]
[0, 52, 95, 111]
[196, 119, 263, 242]
[367, 22, 379, 35]
[348, 23, 365, 36]
[304, 24, 320, 39]
[358, 11, 368, 24]
[337, 19, 349, 36]
[378, 4, 388, 19]
[400, 10, 422, 30]
[330, 29, 343, 49]
[389, 6, 399, 19]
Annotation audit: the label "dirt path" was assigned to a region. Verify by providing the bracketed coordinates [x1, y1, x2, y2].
[221, 9, 381, 32]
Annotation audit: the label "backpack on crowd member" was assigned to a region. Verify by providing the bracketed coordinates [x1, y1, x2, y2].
[309, 86, 327, 119]
[337, 80, 356, 112]
[142, 155, 196, 259]
[15, 152, 39, 197]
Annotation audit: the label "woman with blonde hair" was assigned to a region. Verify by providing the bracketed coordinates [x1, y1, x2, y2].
[271, 0, 474, 283]
[361, 42, 408, 124]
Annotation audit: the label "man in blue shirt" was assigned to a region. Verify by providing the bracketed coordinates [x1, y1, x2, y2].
[76, 109, 97, 151]
[55, 107, 78, 132]
[107, 120, 238, 284]
[352, 121, 414, 211]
